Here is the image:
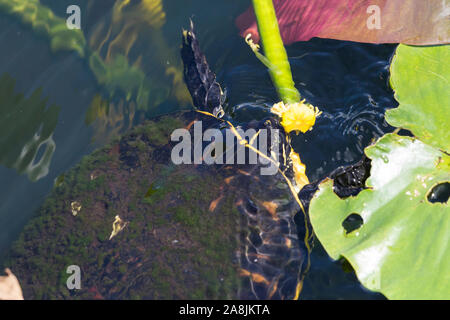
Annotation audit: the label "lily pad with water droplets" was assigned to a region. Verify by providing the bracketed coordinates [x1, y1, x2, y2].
[310, 44, 450, 299]
[309, 133, 450, 299]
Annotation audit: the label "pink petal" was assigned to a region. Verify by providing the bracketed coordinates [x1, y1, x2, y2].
[236, 0, 449, 45]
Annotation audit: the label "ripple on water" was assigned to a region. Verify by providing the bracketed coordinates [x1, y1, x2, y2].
[1, 2, 397, 300]
[219, 38, 397, 181]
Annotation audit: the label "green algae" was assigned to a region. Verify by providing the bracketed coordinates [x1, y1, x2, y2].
[88, 53, 155, 110]
[0, 0, 86, 56]
[0, 1, 190, 112]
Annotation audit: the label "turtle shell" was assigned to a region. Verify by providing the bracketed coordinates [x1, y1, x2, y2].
[3, 19, 310, 300]
[4, 110, 309, 300]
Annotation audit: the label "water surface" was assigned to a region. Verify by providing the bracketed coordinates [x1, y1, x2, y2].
[0, 0, 396, 299]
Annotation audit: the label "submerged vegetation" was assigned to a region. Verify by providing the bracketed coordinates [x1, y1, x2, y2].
[0, 0, 85, 56]
[87, 0, 190, 110]
[0, 0, 190, 112]
[0, 73, 60, 181]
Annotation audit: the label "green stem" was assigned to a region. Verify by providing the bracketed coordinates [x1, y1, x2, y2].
[250, 0, 300, 103]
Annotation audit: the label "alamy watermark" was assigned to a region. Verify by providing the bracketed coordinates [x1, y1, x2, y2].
[66, 265, 81, 290]
[66, 5, 81, 30]
[64, 4, 382, 32]
[170, 121, 280, 176]
[367, 5, 381, 30]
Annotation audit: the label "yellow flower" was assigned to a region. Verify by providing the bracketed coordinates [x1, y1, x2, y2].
[271, 101, 321, 134]
[290, 151, 309, 189]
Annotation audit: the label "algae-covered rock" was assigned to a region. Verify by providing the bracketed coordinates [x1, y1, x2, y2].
[4, 111, 306, 300]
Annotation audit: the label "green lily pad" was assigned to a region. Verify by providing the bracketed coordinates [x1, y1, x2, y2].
[387, 45, 450, 152]
[310, 133, 449, 299]
[310, 44, 450, 299]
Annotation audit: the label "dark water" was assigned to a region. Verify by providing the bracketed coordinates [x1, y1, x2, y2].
[0, 0, 396, 299]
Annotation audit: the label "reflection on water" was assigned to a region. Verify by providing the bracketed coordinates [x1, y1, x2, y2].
[220, 38, 397, 181]
[0, 0, 396, 299]
[0, 0, 86, 56]
[288, 40, 397, 181]
[87, 0, 191, 110]
[85, 94, 136, 145]
[0, 73, 59, 181]
[1, 0, 190, 112]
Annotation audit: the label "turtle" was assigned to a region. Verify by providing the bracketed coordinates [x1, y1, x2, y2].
[2, 21, 368, 300]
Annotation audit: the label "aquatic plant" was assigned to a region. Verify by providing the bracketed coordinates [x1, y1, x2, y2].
[84, 94, 136, 145]
[245, 0, 321, 136]
[271, 101, 321, 134]
[89, 53, 152, 109]
[239, 0, 321, 200]
[0, 0, 190, 113]
[309, 44, 450, 299]
[0, 73, 60, 181]
[87, 0, 190, 110]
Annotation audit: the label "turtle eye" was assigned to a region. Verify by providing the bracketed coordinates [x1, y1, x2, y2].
[213, 106, 225, 118]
